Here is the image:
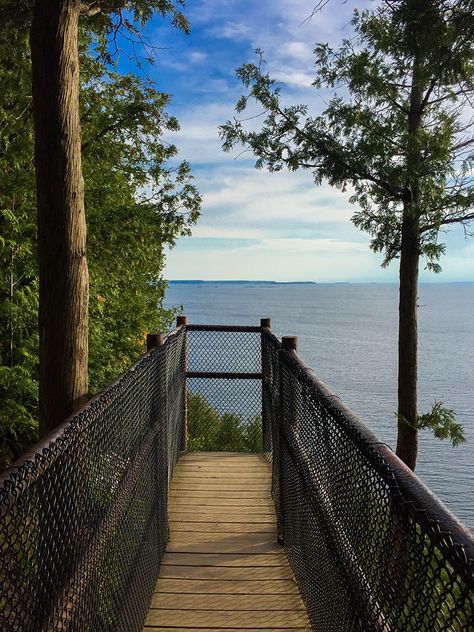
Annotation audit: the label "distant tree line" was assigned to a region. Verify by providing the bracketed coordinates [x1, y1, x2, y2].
[187, 393, 263, 453]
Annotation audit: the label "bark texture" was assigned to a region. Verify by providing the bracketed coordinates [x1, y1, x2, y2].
[396, 212, 420, 470]
[31, 0, 89, 436]
[396, 55, 423, 471]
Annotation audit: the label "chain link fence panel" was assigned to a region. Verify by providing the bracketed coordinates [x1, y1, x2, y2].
[0, 327, 186, 632]
[186, 326, 263, 453]
[263, 332, 474, 632]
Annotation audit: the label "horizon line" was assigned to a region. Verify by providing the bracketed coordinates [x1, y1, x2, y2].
[168, 279, 474, 284]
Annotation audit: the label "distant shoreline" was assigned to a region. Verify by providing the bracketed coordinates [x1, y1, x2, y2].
[168, 279, 473, 285]
[169, 280, 317, 285]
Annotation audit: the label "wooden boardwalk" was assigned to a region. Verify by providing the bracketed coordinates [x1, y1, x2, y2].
[143, 452, 311, 631]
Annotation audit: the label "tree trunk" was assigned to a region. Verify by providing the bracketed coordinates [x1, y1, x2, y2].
[396, 212, 420, 470]
[30, 0, 89, 436]
[395, 46, 424, 471]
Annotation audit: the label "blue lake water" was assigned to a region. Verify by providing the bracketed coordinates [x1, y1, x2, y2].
[164, 281, 474, 530]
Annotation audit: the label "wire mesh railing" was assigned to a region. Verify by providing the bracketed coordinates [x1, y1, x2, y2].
[262, 328, 474, 632]
[0, 318, 472, 631]
[186, 324, 264, 453]
[0, 325, 186, 632]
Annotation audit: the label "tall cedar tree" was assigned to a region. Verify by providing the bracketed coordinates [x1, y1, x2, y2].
[29, 0, 190, 436]
[0, 1, 199, 466]
[221, 0, 473, 469]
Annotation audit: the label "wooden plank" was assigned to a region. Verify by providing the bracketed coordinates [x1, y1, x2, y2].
[170, 497, 274, 507]
[170, 504, 272, 512]
[180, 451, 265, 462]
[145, 609, 309, 628]
[173, 470, 269, 476]
[173, 468, 272, 483]
[170, 478, 269, 486]
[170, 484, 271, 491]
[169, 522, 276, 533]
[159, 565, 294, 580]
[169, 490, 272, 499]
[162, 553, 286, 567]
[154, 578, 300, 595]
[169, 511, 275, 521]
[169, 514, 274, 524]
[167, 537, 280, 554]
[179, 463, 268, 469]
[144, 628, 309, 631]
[149, 593, 305, 611]
[167, 533, 279, 555]
[176, 461, 268, 466]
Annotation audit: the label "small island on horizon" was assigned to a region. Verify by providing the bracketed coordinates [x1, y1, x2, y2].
[169, 279, 318, 285]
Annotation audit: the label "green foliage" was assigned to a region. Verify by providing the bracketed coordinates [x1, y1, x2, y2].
[81, 47, 200, 392]
[399, 401, 466, 447]
[187, 393, 262, 453]
[0, 3, 200, 466]
[0, 366, 38, 469]
[0, 8, 40, 465]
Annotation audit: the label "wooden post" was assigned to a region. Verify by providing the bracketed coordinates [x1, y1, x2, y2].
[145, 332, 168, 552]
[281, 336, 299, 430]
[277, 334, 299, 544]
[261, 318, 272, 456]
[282, 336, 298, 353]
[177, 315, 188, 453]
[147, 333, 164, 351]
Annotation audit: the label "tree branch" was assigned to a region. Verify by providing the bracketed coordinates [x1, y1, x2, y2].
[421, 212, 474, 233]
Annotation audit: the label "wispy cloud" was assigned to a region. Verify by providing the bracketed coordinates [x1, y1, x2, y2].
[189, 51, 207, 63]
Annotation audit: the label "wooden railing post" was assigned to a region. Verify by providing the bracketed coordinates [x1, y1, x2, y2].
[176, 316, 188, 453]
[282, 336, 298, 353]
[144, 331, 169, 555]
[260, 318, 272, 456]
[281, 336, 299, 433]
[147, 333, 164, 351]
[277, 335, 299, 544]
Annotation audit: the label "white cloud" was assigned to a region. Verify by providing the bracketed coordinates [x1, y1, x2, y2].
[199, 168, 355, 227]
[216, 21, 253, 40]
[280, 41, 312, 61]
[189, 51, 207, 63]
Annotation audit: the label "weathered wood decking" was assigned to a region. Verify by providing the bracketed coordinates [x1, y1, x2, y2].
[143, 452, 311, 631]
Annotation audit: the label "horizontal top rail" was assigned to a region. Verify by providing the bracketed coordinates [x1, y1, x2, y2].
[187, 371, 263, 380]
[187, 324, 262, 332]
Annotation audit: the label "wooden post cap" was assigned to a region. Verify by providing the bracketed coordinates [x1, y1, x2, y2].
[282, 336, 298, 352]
[260, 317, 271, 328]
[177, 315, 188, 326]
[146, 333, 164, 350]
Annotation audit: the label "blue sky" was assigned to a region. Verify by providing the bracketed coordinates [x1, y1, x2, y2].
[131, 0, 473, 282]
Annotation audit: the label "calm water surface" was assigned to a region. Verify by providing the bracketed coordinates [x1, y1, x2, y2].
[165, 282, 474, 530]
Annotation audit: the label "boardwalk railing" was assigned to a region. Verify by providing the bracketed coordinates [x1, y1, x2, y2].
[0, 318, 473, 631]
[0, 325, 186, 632]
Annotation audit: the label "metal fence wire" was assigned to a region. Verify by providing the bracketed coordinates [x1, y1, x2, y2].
[0, 326, 186, 632]
[261, 328, 474, 632]
[0, 321, 473, 632]
[186, 325, 263, 453]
